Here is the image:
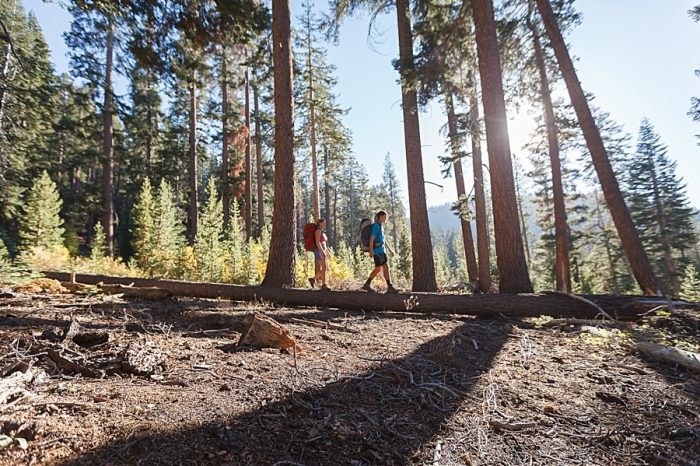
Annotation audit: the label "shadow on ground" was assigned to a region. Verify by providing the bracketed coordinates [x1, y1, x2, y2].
[58, 319, 512, 465]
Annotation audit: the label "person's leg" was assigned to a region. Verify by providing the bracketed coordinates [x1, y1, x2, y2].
[319, 258, 326, 285]
[382, 262, 398, 293]
[363, 265, 381, 291]
[382, 264, 391, 283]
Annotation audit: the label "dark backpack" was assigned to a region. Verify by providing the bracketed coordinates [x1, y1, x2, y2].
[359, 218, 373, 252]
[303, 223, 317, 251]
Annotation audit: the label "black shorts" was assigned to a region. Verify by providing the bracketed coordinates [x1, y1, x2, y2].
[373, 253, 388, 267]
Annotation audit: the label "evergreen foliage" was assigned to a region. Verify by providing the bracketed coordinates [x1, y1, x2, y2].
[19, 171, 66, 253]
[680, 264, 700, 302]
[626, 119, 698, 294]
[195, 179, 224, 282]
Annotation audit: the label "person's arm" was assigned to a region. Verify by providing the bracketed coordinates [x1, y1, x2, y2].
[368, 234, 375, 257]
[386, 242, 395, 256]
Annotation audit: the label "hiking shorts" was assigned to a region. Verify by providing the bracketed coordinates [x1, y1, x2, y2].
[373, 253, 388, 267]
[314, 249, 325, 261]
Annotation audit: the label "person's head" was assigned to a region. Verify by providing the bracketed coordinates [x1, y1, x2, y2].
[375, 211, 387, 224]
[316, 218, 326, 229]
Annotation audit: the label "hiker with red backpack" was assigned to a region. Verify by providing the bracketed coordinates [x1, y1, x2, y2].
[360, 211, 399, 293]
[304, 219, 331, 291]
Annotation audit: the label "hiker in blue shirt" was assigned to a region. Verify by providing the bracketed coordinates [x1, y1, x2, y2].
[362, 211, 399, 293]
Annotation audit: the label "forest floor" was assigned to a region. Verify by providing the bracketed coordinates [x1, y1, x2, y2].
[0, 286, 698, 466]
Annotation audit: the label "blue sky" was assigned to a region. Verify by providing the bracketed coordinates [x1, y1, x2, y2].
[23, 0, 700, 209]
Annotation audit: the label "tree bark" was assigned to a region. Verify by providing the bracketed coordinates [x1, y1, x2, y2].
[244, 64, 253, 239]
[222, 49, 231, 228]
[395, 0, 437, 292]
[534, 0, 660, 296]
[253, 74, 265, 236]
[444, 91, 478, 283]
[471, 0, 533, 293]
[307, 22, 320, 222]
[187, 75, 198, 243]
[527, 7, 571, 292]
[43, 271, 684, 321]
[263, 0, 296, 287]
[324, 146, 332, 242]
[513, 156, 531, 267]
[102, 18, 115, 258]
[467, 69, 492, 293]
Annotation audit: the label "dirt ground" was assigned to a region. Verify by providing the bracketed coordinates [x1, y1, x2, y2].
[0, 288, 698, 466]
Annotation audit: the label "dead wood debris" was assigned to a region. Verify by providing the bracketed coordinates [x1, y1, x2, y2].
[238, 313, 296, 350]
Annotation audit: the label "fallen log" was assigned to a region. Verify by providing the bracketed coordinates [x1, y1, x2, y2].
[636, 341, 700, 373]
[42, 272, 696, 320]
[98, 283, 172, 300]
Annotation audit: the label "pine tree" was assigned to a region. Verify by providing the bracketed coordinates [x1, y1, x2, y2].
[396, 226, 412, 282]
[0, 2, 58, 249]
[131, 178, 156, 276]
[626, 119, 698, 295]
[224, 201, 246, 283]
[19, 171, 65, 253]
[152, 180, 185, 278]
[195, 179, 224, 282]
[535, 0, 660, 295]
[680, 264, 700, 302]
[90, 222, 106, 262]
[381, 154, 408, 250]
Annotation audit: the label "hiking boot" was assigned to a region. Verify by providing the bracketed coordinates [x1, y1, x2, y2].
[361, 283, 375, 293]
[386, 285, 400, 294]
[320, 284, 331, 291]
[308, 278, 315, 288]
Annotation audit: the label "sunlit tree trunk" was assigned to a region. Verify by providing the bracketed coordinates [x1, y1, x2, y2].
[444, 91, 478, 283]
[471, 0, 533, 293]
[395, 0, 437, 291]
[527, 6, 571, 292]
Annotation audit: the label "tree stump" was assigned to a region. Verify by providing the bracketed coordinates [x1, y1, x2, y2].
[238, 313, 296, 350]
[121, 338, 166, 375]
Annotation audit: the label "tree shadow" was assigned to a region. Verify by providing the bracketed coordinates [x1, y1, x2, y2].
[58, 319, 512, 465]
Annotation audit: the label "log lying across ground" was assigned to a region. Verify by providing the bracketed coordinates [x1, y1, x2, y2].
[42, 272, 696, 320]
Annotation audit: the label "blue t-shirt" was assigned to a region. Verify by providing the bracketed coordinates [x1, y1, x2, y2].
[371, 223, 385, 255]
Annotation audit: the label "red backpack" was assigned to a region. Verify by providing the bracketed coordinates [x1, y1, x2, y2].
[303, 223, 317, 251]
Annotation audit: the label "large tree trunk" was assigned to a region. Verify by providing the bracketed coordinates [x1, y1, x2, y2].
[307, 27, 320, 222]
[187, 76, 198, 242]
[467, 69, 492, 293]
[263, 0, 296, 287]
[444, 91, 478, 283]
[102, 19, 115, 258]
[253, 75, 265, 236]
[222, 50, 231, 228]
[324, 146, 332, 242]
[244, 64, 253, 239]
[471, 0, 532, 293]
[534, 0, 660, 296]
[527, 7, 571, 292]
[395, 0, 437, 292]
[45, 271, 686, 321]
